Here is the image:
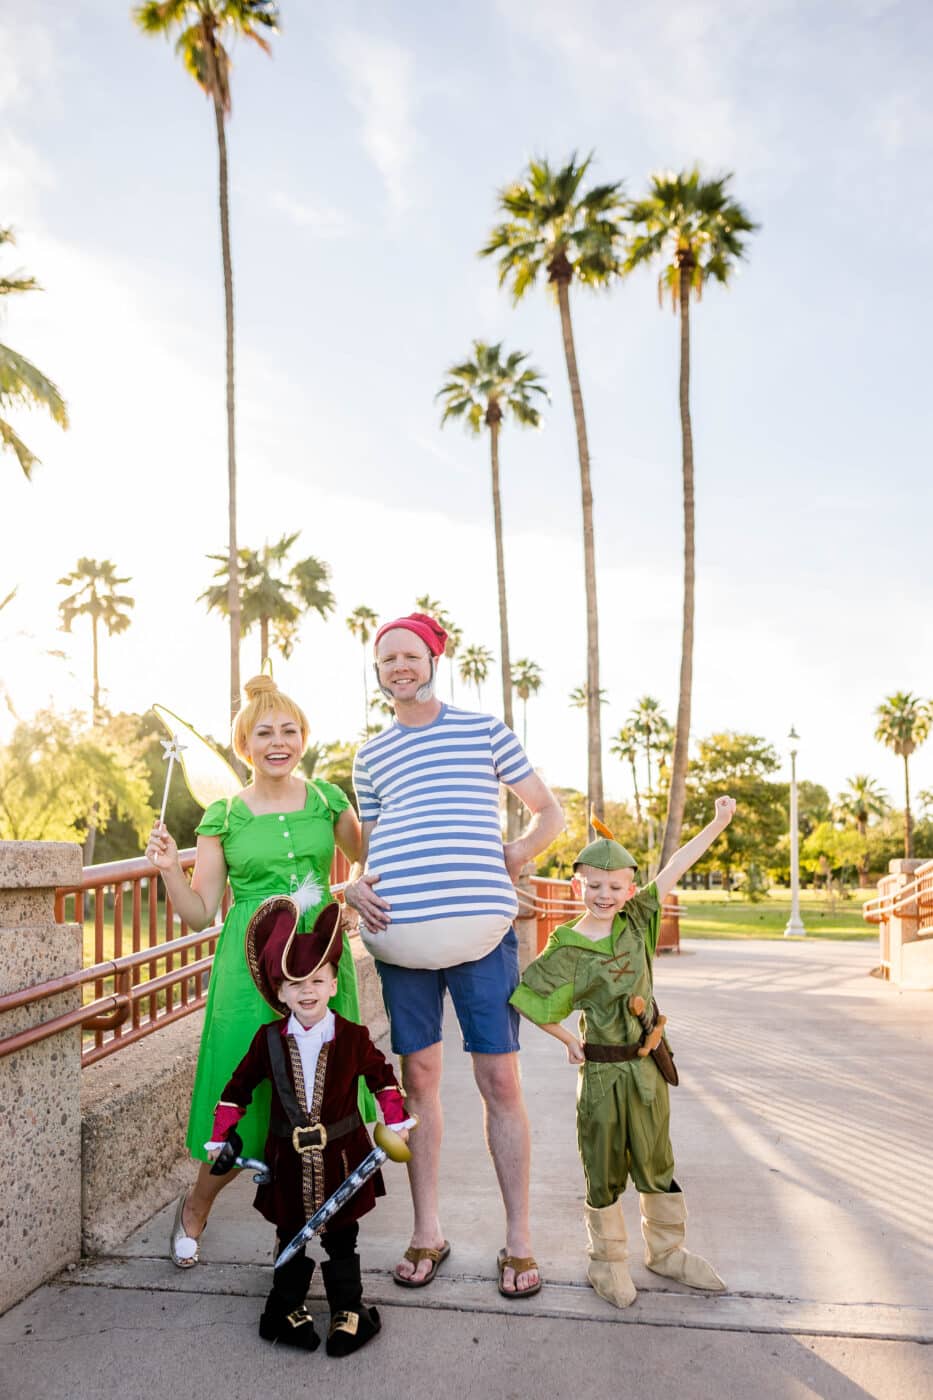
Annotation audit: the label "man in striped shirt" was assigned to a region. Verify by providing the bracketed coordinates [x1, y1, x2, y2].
[345, 613, 563, 1298]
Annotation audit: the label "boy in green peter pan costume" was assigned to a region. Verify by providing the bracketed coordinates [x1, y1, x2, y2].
[510, 797, 737, 1308]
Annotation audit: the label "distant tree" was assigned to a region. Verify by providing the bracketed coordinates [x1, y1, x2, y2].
[874, 691, 932, 857]
[301, 740, 356, 809]
[681, 731, 784, 889]
[201, 532, 334, 667]
[437, 341, 547, 782]
[626, 169, 758, 866]
[459, 644, 494, 704]
[801, 821, 866, 887]
[609, 725, 643, 826]
[796, 780, 832, 837]
[512, 658, 543, 748]
[346, 604, 379, 735]
[569, 683, 608, 709]
[482, 154, 628, 823]
[58, 558, 135, 720]
[0, 710, 150, 847]
[537, 788, 640, 879]
[415, 595, 462, 699]
[835, 774, 889, 885]
[133, 0, 280, 721]
[0, 227, 69, 478]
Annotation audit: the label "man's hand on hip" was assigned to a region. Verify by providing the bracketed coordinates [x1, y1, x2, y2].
[344, 872, 391, 931]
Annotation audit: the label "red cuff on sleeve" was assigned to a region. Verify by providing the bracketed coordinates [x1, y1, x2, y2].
[211, 1103, 245, 1140]
[375, 1088, 406, 1125]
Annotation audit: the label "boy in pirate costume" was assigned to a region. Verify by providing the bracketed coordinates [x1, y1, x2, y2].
[510, 797, 736, 1308]
[207, 897, 413, 1354]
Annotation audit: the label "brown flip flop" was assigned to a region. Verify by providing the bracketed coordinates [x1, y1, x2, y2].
[497, 1248, 542, 1299]
[393, 1240, 451, 1288]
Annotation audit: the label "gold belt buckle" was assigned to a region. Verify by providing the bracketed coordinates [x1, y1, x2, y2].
[292, 1123, 327, 1153]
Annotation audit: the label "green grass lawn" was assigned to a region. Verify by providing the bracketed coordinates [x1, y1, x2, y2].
[678, 887, 877, 940]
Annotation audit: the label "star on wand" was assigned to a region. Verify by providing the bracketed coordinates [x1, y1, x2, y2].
[159, 736, 188, 825]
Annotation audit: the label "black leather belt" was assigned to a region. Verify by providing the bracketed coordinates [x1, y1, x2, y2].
[270, 1111, 361, 1152]
[583, 1042, 641, 1063]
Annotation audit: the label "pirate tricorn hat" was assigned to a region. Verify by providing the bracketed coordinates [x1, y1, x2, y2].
[574, 810, 638, 873]
[245, 896, 344, 1014]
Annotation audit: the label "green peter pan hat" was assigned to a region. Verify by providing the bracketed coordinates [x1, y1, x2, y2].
[573, 812, 638, 872]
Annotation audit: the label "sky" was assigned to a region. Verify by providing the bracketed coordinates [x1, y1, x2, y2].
[2, 0, 932, 815]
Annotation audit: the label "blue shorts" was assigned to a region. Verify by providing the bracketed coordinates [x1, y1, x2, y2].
[375, 929, 521, 1056]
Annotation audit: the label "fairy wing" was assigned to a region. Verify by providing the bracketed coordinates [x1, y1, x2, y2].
[152, 704, 241, 810]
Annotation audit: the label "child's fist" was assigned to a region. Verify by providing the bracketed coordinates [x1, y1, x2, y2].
[714, 796, 737, 827]
[566, 1037, 585, 1065]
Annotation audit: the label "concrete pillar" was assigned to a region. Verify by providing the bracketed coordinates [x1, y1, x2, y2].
[878, 859, 924, 987]
[0, 842, 83, 1313]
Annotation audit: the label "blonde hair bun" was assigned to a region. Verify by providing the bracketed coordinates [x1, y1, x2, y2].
[244, 674, 279, 700]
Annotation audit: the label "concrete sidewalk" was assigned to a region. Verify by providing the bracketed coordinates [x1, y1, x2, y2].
[2, 939, 931, 1399]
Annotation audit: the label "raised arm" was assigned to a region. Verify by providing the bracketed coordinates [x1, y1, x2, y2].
[146, 824, 229, 931]
[654, 796, 737, 902]
[502, 773, 564, 884]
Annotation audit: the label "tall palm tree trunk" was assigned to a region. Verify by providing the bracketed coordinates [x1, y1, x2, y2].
[91, 614, 101, 722]
[630, 759, 643, 826]
[260, 615, 269, 667]
[903, 753, 912, 858]
[361, 640, 369, 735]
[553, 269, 603, 827]
[660, 263, 696, 866]
[489, 414, 519, 839]
[207, 49, 241, 723]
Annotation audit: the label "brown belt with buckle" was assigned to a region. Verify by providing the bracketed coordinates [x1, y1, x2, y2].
[582, 1042, 641, 1063]
[270, 1111, 362, 1152]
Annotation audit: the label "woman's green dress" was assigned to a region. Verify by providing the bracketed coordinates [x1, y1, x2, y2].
[186, 779, 376, 1163]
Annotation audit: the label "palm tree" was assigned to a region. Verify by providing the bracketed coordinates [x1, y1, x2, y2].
[835, 774, 888, 886]
[512, 658, 543, 749]
[1, 228, 69, 477]
[482, 154, 627, 827]
[347, 605, 379, 735]
[628, 696, 671, 803]
[610, 725, 643, 826]
[201, 532, 334, 667]
[626, 168, 758, 866]
[569, 683, 608, 709]
[437, 341, 546, 731]
[415, 595, 462, 700]
[133, 0, 279, 723]
[460, 644, 493, 704]
[874, 692, 932, 857]
[58, 559, 135, 720]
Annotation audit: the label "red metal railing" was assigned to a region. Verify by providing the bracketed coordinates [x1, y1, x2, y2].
[0, 847, 352, 1065]
[863, 857, 933, 933]
[522, 876, 682, 953]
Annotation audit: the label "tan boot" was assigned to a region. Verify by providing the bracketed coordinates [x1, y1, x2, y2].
[583, 1202, 637, 1308]
[639, 1187, 726, 1291]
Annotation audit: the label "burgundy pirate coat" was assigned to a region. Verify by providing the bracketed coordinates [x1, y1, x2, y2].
[216, 1012, 401, 1237]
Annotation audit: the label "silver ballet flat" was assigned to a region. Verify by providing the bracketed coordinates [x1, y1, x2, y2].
[170, 1191, 200, 1269]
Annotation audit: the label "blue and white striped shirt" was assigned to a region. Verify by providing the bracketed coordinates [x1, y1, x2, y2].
[352, 705, 533, 967]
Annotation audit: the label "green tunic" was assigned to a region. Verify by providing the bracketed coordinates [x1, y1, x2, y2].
[510, 883, 674, 1205]
[186, 780, 375, 1162]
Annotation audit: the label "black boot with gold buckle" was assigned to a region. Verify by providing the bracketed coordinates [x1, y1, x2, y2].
[259, 1252, 320, 1350]
[321, 1257, 381, 1357]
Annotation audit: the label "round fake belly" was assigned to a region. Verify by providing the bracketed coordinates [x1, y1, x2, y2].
[359, 914, 510, 969]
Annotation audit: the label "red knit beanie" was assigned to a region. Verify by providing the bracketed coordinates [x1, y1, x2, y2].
[374, 612, 448, 657]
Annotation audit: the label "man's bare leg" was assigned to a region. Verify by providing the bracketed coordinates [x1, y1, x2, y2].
[472, 1051, 538, 1294]
[395, 1041, 446, 1283]
[181, 1160, 238, 1239]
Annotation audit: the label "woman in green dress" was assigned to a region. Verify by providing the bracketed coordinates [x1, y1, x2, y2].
[146, 673, 374, 1268]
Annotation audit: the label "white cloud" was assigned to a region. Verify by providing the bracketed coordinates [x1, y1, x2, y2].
[270, 191, 354, 238]
[332, 29, 416, 215]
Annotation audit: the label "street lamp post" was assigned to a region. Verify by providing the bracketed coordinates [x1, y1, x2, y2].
[784, 725, 806, 937]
